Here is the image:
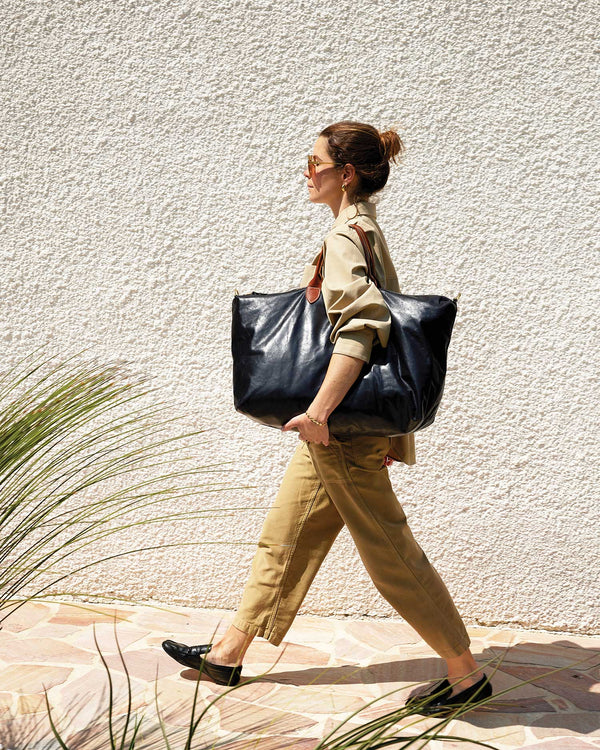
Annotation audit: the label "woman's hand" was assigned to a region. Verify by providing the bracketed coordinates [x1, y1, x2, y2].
[281, 353, 364, 447]
[282, 413, 330, 446]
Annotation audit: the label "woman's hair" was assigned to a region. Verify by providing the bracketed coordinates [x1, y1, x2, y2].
[319, 121, 405, 201]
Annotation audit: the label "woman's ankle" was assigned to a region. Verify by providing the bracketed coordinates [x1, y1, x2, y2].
[444, 648, 484, 688]
[446, 669, 485, 695]
[208, 646, 243, 666]
[211, 627, 254, 665]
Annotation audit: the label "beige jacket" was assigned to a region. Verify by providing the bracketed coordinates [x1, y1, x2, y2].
[301, 200, 416, 466]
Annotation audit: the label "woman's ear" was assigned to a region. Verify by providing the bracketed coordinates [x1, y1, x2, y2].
[342, 163, 356, 184]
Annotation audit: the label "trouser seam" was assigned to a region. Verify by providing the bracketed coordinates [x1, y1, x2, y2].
[263, 478, 322, 638]
[332, 443, 468, 650]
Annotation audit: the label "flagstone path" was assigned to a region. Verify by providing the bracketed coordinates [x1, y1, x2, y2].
[0, 601, 598, 749]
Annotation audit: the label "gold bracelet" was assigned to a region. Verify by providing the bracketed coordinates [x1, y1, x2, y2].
[305, 411, 327, 427]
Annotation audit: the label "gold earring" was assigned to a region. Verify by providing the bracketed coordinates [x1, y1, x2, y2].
[341, 183, 347, 192]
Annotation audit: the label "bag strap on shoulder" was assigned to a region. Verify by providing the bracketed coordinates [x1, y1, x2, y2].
[305, 224, 381, 303]
[348, 223, 381, 289]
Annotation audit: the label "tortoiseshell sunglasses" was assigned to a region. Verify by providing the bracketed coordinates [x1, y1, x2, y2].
[307, 154, 340, 179]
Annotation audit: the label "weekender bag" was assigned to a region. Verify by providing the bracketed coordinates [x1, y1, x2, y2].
[231, 224, 458, 437]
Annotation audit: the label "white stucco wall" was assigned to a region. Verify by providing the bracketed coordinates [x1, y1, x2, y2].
[1, 0, 598, 635]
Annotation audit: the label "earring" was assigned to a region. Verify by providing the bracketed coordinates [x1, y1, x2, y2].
[341, 183, 347, 192]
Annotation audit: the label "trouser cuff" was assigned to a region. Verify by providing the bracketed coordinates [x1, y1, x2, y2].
[232, 615, 286, 647]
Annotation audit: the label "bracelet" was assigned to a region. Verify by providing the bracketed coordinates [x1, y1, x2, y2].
[305, 411, 327, 427]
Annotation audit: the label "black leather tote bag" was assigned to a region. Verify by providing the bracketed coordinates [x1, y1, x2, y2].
[231, 224, 458, 437]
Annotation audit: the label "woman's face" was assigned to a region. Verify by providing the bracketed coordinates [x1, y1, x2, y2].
[304, 135, 345, 208]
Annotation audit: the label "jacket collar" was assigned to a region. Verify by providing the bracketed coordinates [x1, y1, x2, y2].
[331, 200, 377, 229]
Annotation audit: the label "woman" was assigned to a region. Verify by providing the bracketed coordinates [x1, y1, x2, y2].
[163, 121, 492, 715]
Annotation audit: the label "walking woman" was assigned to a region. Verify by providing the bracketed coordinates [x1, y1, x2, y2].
[163, 121, 492, 715]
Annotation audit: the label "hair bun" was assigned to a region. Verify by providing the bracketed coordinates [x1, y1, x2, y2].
[379, 128, 404, 164]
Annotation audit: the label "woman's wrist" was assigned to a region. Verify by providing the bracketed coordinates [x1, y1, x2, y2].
[306, 402, 330, 426]
[305, 411, 327, 427]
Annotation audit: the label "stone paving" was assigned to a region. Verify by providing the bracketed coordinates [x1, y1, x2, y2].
[0, 600, 599, 749]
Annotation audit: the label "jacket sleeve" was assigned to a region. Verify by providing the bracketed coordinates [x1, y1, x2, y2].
[322, 229, 391, 363]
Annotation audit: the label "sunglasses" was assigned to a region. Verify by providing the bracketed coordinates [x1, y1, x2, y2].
[307, 154, 340, 179]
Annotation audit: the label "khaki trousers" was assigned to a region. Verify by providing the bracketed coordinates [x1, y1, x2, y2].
[233, 434, 471, 659]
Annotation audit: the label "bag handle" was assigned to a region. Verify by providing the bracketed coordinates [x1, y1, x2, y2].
[348, 223, 381, 289]
[306, 245, 325, 303]
[305, 225, 381, 303]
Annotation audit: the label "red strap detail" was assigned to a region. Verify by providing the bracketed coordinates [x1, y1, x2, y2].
[305, 285, 321, 303]
[305, 245, 324, 303]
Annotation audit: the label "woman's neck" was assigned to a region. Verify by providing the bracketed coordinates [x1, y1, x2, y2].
[330, 195, 360, 219]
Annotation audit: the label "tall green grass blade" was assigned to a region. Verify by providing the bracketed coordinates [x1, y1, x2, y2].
[94, 625, 117, 749]
[154, 666, 173, 750]
[113, 616, 133, 750]
[128, 714, 145, 749]
[44, 687, 70, 750]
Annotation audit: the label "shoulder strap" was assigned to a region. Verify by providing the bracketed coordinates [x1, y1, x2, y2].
[304, 225, 381, 303]
[348, 223, 381, 288]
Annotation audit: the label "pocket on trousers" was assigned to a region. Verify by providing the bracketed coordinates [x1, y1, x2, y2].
[347, 436, 392, 472]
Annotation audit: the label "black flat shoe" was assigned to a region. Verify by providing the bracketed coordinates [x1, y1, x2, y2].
[405, 673, 492, 716]
[161, 640, 243, 686]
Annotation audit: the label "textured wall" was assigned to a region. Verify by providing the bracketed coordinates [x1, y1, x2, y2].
[1, 0, 598, 635]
